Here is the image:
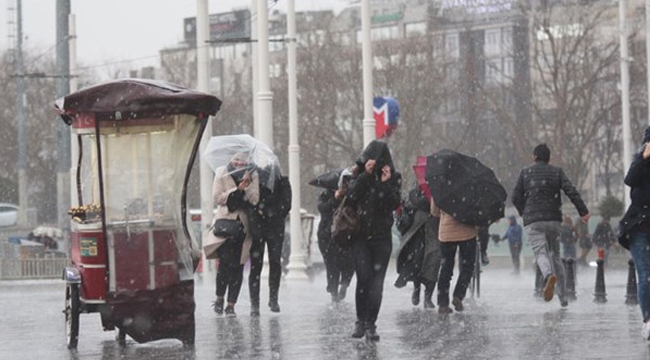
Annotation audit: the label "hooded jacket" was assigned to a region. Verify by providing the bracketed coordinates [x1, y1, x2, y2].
[346, 141, 402, 240]
[618, 125, 650, 249]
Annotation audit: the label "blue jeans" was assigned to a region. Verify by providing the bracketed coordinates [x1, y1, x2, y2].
[629, 231, 650, 322]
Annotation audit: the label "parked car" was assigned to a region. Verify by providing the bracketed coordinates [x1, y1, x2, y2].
[0, 203, 18, 227]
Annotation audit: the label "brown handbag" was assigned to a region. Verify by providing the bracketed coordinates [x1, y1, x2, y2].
[331, 197, 360, 246]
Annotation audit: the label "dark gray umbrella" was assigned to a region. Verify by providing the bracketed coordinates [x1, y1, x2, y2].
[425, 149, 506, 226]
[308, 168, 344, 190]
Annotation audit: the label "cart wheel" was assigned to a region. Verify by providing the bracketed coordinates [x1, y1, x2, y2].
[116, 328, 126, 346]
[65, 283, 80, 349]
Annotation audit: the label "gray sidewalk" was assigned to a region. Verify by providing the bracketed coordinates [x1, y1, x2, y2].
[1, 264, 648, 360]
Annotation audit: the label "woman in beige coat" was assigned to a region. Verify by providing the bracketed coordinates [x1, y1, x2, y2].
[211, 153, 259, 317]
[431, 199, 477, 314]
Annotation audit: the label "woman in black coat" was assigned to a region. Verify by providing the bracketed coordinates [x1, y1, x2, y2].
[345, 140, 401, 342]
[317, 189, 355, 302]
[395, 186, 441, 309]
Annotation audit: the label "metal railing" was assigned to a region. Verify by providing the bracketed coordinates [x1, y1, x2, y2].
[0, 257, 69, 280]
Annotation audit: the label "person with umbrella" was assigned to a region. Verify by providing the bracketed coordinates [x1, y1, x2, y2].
[210, 152, 260, 317]
[310, 169, 355, 303]
[247, 164, 292, 315]
[512, 143, 589, 307]
[424, 149, 507, 313]
[346, 140, 401, 342]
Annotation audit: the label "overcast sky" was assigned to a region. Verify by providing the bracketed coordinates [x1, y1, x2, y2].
[0, 0, 348, 72]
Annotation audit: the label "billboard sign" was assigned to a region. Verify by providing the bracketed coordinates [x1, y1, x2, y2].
[184, 9, 251, 45]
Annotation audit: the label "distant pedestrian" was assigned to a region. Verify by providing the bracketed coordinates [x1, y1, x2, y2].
[512, 143, 590, 307]
[395, 186, 441, 309]
[560, 215, 578, 260]
[619, 125, 650, 340]
[592, 216, 615, 266]
[247, 166, 292, 316]
[345, 140, 401, 342]
[575, 216, 592, 266]
[502, 215, 523, 274]
[317, 188, 354, 303]
[430, 198, 477, 315]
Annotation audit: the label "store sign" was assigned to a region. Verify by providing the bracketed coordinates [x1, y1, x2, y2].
[441, 0, 514, 14]
[184, 9, 251, 44]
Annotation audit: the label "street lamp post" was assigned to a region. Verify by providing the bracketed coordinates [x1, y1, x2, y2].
[620, 0, 632, 209]
[361, 0, 375, 146]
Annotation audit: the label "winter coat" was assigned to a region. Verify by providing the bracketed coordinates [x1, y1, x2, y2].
[619, 141, 650, 249]
[247, 171, 292, 240]
[512, 161, 589, 226]
[503, 218, 523, 244]
[210, 165, 260, 264]
[593, 222, 615, 248]
[346, 141, 402, 240]
[430, 198, 477, 242]
[396, 188, 441, 284]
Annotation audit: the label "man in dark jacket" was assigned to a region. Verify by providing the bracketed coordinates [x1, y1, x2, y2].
[512, 143, 590, 307]
[248, 168, 292, 315]
[619, 125, 650, 340]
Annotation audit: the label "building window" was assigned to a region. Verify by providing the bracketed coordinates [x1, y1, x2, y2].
[269, 63, 282, 78]
[485, 29, 500, 56]
[486, 59, 501, 83]
[503, 57, 514, 79]
[405, 22, 426, 37]
[445, 33, 459, 58]
[372, 25, 399, 41]
[269, 35, 285, 52]
[502, 27, 513, 52]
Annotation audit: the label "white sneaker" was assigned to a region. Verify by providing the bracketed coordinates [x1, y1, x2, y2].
[642, 321, 650, 341]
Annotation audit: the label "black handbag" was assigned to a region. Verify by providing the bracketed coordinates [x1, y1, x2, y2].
[331, 197, 360, 247]
[212, 218, 246, 242]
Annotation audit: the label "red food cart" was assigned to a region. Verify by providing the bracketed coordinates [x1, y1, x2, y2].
[55, 79, 221, 348]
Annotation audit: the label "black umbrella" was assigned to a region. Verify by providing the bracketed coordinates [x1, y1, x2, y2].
[425, 149, 507, 226]
[308, 168, 344, 190]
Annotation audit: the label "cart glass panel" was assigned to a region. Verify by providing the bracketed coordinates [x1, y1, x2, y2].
[76, 114, 199, 292]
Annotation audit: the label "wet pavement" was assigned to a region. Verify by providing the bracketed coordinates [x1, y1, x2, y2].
[1, 261, 649, 360]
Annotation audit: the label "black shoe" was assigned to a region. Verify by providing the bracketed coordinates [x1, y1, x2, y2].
[365, 324, 380, 342]
[351, 321, 365, 338]
[412, 286, 421, 306]
[452, 297, 464, 312]
[250, 304, 260, 317]
[224, 305, 236, 317]
[438, 305, 453, 314]
[269, 300, 281, 313]
[424, 298, 435, 309]
[481, 252, 490, 266]
[338, 285, 348, 301]
[394, 277, 407, 289]
[559, 295, 569, 308]
[212, 299, 224, 315]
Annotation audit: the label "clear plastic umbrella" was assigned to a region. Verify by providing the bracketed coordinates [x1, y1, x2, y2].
[203, 134, 280, 190]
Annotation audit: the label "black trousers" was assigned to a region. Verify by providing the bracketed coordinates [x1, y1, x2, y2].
[215, 238, 244, 304]
[249, 219, 285, 305]
[319, 236, 354, 294]
[352, 235, 392, 326]
[509, 241, 522, 271]
[438, 238, 476, 307]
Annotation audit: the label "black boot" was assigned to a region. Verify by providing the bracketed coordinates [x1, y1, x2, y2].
[250, 300, 260, 316]
[412, 285, 421, 306]
[365, 323, 380, 342]
[338, 284, 348, 301]
[269, 300, 281, 313]
[212, 298, 224, 315]
[351, 321, 365, 338]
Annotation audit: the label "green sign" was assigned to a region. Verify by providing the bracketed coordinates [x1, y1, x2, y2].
[80, 237, 98, 257]
[372, 12, 403, 24]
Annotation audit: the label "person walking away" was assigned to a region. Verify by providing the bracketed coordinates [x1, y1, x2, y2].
[345, 140, 401, 342]
[560, 215, 578, 260]
[395, 186, 441, 309]
[211, 154, 260, 317]
[478, 225, 490, 266]
[430, 195, 477, 314]
[248, 166, 292, 315]
[593, 216, 615, 266]
[619, 125, 650, 340]
[317, 188, 354, 303]
[512, 143, 590, 307]
[502, 215, 523, 274]
[575, 216, 592, 266]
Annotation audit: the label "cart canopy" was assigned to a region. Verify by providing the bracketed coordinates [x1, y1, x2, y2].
[55, 78, 221, 122]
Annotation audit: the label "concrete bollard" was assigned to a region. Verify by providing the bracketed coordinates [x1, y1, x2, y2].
[625, 258, 638, 306]
[565, 258, 577, 302]
[594, 248, 607, 303]
[534, 264, 543, 298]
